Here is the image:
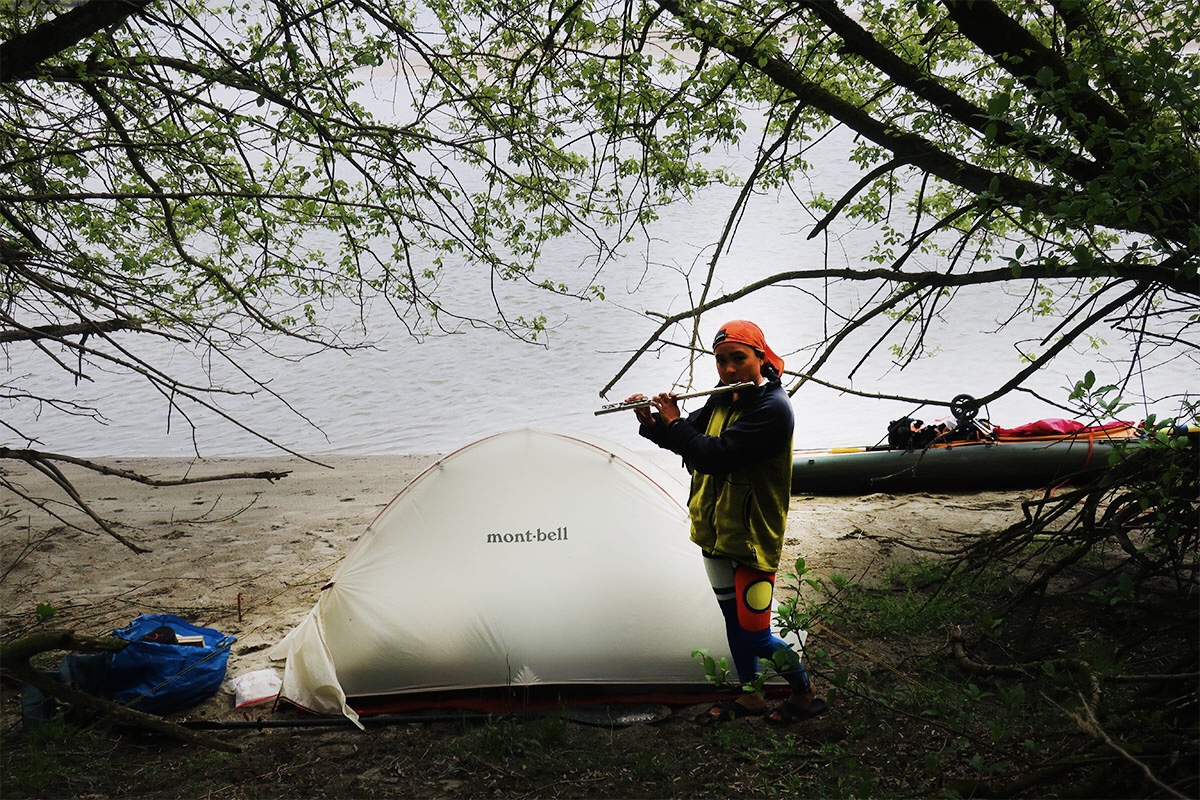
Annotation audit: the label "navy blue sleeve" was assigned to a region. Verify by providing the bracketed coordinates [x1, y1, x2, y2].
[641, 383, 793, 474]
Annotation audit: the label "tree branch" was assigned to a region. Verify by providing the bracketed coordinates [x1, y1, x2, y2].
[0, 319, 143, 344]
[0, 448, 292, 487]
[0, 0, 152, 82]
[1, 448, 293, 552]
[1068, 693, 1190, 800]
[796, 0, 1102, 184]
[652, 0, 1064, 211]
[949, 625, 1102, 714]
[654, 0, 1194, 246]
[600, 251, 1185, 398]
[941, 0, 1129, 155]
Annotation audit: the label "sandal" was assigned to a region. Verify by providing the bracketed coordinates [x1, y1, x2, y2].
[696, 698, 768, 725]
[765, 696, 829, 726]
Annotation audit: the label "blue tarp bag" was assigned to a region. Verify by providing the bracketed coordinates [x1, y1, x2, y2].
[107, 614, 235, 713]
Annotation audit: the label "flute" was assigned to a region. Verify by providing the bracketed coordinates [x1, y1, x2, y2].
[594, 382, 755, 416]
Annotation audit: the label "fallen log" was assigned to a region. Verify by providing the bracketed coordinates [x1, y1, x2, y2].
[2, 630, 240, 753]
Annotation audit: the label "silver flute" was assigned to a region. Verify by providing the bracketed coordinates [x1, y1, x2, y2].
[594, 382, 755, 416]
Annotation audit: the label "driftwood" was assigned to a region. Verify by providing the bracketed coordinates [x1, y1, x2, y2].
[1, 630, 240, 753]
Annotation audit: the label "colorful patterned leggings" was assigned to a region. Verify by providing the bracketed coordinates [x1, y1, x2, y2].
[702, 552, 810, 691]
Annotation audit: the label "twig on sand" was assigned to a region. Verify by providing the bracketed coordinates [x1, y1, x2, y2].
[0, 447, 291, 553]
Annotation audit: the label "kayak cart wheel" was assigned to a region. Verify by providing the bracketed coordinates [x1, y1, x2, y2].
[950, 394, 979, 422]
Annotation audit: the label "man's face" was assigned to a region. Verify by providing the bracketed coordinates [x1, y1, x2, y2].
[714, 342, 764, 385]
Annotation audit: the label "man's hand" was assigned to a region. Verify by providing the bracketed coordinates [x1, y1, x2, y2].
[650, 392, 681, 425]
[625, 394, 655, 426]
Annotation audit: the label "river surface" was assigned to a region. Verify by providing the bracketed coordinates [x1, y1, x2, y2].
[7, 81, 1195, 459]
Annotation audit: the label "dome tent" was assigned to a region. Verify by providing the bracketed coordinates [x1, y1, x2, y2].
[271, 428, 799, 726]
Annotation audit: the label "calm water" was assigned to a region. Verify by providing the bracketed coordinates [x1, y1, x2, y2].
[7, 92, 1194, 459]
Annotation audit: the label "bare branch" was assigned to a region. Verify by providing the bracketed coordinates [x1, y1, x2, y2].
[0, 447, 292, 486]
[0, 319, 143, 344]
[0, 447, 294, 552]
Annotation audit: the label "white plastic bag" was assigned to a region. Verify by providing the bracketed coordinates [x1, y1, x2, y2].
[226, 668, 282, 708]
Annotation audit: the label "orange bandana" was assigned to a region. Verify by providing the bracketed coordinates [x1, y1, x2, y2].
[712, 320, 784, 377]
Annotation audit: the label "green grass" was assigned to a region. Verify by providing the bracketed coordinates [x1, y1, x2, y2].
[461, 713, 570, 759]
[3, 719, 125, 795]
[3, 551, 1193, 799]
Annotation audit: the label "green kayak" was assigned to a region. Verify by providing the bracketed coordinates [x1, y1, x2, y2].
[792, 427, 1139, 495]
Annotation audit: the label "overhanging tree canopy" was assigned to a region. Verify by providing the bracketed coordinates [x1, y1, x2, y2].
[3, 0, 1197, 459]
[1, 0, 633, 463]
[2, 0, 647, 545]
[539, 0, 1196, 407]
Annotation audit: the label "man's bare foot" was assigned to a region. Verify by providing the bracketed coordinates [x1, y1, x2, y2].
[765, 687, 828, 725]
[697, 695, 768, 724]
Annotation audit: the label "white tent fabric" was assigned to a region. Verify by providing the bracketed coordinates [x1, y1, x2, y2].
[272, 428, 796, 725]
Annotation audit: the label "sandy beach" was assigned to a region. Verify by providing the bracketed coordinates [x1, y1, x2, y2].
[1, 452, 1033, 720]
